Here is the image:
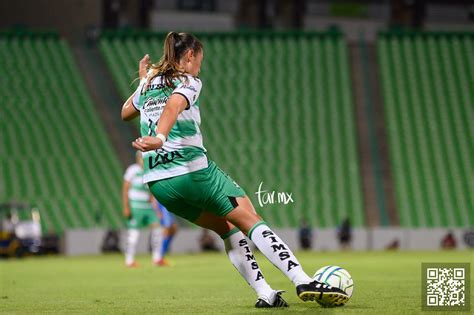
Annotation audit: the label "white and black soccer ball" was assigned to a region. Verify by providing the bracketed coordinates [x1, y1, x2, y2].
[313, 265, 354, 303]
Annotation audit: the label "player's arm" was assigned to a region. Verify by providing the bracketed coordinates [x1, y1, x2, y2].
[122, 180, 132, 219]
[132, 94, 188, 151]
[121, 93, 139, 121]
[122, 54, 150, 121]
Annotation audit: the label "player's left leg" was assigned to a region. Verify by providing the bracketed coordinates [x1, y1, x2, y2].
[194, 212, 288, 308]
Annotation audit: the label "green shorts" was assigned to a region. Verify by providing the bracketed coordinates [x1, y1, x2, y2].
[127, 207, 160, 229]
[148, 160, 246, 222]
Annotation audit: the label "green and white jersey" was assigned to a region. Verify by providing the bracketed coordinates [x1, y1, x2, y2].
[123, 163, 152, 210]
[132, 74, 208, 183]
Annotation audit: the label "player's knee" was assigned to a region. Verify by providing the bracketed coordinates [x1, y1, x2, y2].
[225, 207, 261, 235]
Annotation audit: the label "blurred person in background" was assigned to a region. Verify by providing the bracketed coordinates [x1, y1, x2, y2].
[440, 231, 457, 249]
[463, 230, 474, 248]
[385, 239, 400, 250]
[199, 229, 219, 252]
[122, 151, 164, 267]
[152, 199, 178, 266]
[298, 218, 312, 250]
[1, 213, 14, 233]
[337, 218, 352, 250]
[101, 230, 121, 253]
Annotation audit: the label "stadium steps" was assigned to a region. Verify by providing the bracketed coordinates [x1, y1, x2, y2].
[349, 41, 399, 227]
[99, 31, 365, 228]
[0, 33, 123, 233]
[377, 32, 473, 228]
[71, 45, 139, 165]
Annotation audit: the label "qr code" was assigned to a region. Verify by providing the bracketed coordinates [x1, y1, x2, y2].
[426, 267, 465, 307]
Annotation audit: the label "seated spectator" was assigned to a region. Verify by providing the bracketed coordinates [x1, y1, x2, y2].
[386, 239, 400, 250]
[199, 230, 219, 252]
[337, 218, 352, 250]
[298, 218, 312, 250]
[441, 231, 457, 249]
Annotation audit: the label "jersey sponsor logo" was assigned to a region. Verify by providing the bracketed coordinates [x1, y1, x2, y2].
[148, 150, 185, 169]
[142, 83, 166, 94]
[144, 96, 167, 107]
[143, 97, 167, 120]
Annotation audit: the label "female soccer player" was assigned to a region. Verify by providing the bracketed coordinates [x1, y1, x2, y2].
[121, 32, 347, 308]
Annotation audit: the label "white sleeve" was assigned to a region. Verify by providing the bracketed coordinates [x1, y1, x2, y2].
[123, 165, 136, 182]
[172, 76, 202, 109]
[132, 79, 146, 110]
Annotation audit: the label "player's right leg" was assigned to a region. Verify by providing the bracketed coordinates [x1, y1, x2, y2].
[193, 211, 288, 308]
[161, 223, 177, 257]
[159, 209, 177, 263]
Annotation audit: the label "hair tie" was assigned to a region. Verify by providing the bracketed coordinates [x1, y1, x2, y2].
[173, 33, 185, 58]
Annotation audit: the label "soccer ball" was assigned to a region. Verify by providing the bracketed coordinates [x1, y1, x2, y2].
[313, 265, 354, 305]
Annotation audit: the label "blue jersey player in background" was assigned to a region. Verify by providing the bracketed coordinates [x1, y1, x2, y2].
[152, 199, 178, 266]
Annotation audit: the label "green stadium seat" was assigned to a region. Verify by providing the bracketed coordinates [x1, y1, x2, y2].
[0, 34, 123, 233]
[378, 32, 473, 228]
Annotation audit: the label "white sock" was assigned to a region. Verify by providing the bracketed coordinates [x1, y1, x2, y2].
[224, 230, 274, 299]
[151, 227, 164, 262]
[125, 229, 139, 265]
[249, 223, 313, 286]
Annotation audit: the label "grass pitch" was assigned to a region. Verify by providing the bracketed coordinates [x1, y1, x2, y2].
[1, 251, 472, 314]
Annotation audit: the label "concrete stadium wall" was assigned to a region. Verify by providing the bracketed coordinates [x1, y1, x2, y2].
[150, 11, 234, 31]
[0, 0, 101, 40]
[63, 227, 472, 256]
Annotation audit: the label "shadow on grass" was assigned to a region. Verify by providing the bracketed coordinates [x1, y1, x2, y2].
[230, 303, 374, 314]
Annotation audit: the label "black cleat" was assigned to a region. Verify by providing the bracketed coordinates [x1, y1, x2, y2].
[255, 290, 289, 308]
[296, 281, 349, 307]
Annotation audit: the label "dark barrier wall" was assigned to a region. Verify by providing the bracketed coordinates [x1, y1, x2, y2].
[0, 0, 101, 40]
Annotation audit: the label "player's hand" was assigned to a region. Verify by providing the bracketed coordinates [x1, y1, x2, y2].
[132, 136, 163, 152]
[139, 54, 150, 80]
